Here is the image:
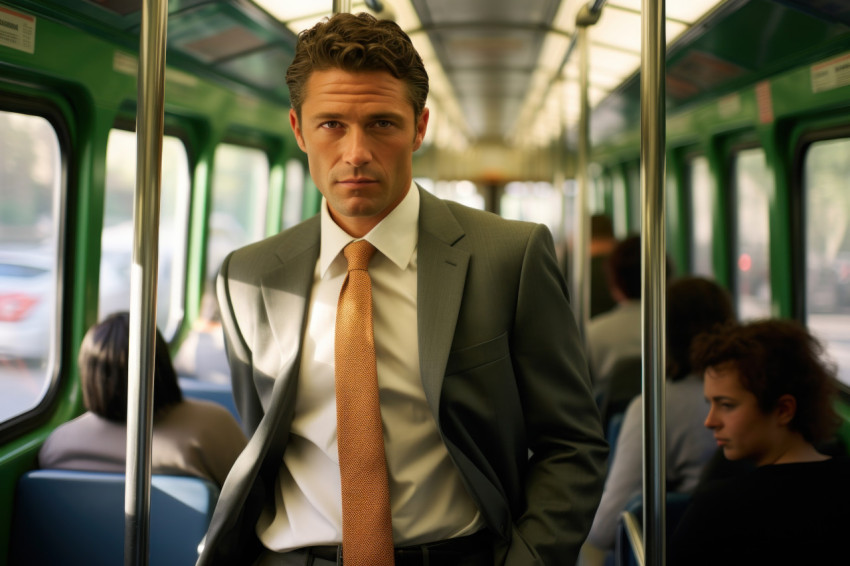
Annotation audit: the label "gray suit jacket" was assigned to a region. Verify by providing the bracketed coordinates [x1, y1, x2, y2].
[199, 188, 607, 565]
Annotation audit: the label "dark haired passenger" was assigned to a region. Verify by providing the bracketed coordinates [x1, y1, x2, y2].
[585, 277, 735, 552]
[669, 319, 849, 566]
[202, 11, 605, 566]
[589, 213, 618, 318]
[39, 312, 247, 487]
[586, 234, 643, 399]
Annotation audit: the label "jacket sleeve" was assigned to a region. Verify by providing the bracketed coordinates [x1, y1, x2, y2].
[503, 223, 609, 565]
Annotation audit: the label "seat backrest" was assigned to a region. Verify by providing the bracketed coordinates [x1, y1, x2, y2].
[9, 469, 220, 566]
[599, 355, 642, 435]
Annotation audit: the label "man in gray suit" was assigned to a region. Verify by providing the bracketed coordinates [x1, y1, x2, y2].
[200, 12, 607, 566]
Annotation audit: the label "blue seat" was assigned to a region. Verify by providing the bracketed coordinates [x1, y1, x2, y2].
[9, 470, 219, 566]
[614, 492, 691, 566]
[179, 376, 240, 425]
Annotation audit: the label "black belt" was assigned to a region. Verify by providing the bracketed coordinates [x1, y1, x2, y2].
[304, 529, 493, 565]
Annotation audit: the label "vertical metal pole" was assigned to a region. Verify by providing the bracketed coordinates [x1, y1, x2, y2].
[333, 0, 352, 14]
[125, 0, 167, 564]
[641, 0, 666, 565]
[573, 25, 591, 336]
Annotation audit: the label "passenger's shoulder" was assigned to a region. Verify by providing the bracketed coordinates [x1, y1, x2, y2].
[157, 399, 239, 433]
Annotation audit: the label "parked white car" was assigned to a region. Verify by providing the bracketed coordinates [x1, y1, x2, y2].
[0, 248, 56, 362]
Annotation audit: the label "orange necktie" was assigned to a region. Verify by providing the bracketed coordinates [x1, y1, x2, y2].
[335, 240, 395, 566]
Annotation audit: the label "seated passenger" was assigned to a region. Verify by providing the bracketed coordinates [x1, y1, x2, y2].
[589, 213, 618, 318]
[669, 319, 849, 566]
[586, 234, 642, 401]
[585, 276, 735, 551]
[39, 312, 247, 487]
[173, 278, 230, 385]
[587, 234, 674, 402]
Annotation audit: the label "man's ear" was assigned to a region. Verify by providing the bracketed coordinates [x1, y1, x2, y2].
[412, 107, 430, 151]
[290, 108, 307, 152]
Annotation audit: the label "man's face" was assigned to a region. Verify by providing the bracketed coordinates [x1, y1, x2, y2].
[290, 69, 429, 237]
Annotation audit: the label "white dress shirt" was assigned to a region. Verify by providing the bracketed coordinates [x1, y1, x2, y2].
[258, 185, 482, 551]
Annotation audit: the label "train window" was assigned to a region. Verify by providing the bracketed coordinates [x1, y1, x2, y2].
[804, 138, 850, 387]
[586, 163, 604, 216]
[0, 110, 62, 423]
[431, 180, 485, 210]
[688, 155, 714, 278]
[612, 173, 628, 237]
[100, 129, 191, 337]
[733, 147, 772, 320]
[207, 143, 270, 279]
[501, 181, 563, 235]
[282, 158, 305, 230]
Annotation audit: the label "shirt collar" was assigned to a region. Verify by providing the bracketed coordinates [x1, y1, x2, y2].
[319, 183, 419, 276]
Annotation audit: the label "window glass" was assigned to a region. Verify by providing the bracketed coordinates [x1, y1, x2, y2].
[733, 148, 772, 320]
[501, 181, 563, 236]
[804, 138, 850, 388]
[588, 163, 604, 214]
[689, 156, 714, 278]
[207, 144, 269, 280]
[100, 130, 190, 337]
[612, 173, 628, 238]
[282, 158, 305, 229]
[0, 110, 62, 422]
[429, 180, 485, 210]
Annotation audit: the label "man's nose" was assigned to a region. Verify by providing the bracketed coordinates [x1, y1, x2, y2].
[343, 128, 372, 168]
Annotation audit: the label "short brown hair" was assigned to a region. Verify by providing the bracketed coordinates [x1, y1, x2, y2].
[285, 12, 429, 120]
[691, 319, 841, 444]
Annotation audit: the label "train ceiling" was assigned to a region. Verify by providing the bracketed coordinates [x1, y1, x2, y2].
[41, 0, 850, 151]
[255, 0, 729, 148]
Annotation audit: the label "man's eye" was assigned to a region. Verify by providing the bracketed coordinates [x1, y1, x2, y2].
[375, 120, 393, 128]
[321, 121, 341, 129]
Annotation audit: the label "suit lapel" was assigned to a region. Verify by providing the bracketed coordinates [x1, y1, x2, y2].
[259, 217, 320, 399]
[417, 189, 469, 418]
[252, 195, 467, 424]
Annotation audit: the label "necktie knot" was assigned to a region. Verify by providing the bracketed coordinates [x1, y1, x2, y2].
[344, 240, 376, 272]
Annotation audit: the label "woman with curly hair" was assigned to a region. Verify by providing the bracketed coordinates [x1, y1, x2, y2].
[669, 318, 848, 565]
